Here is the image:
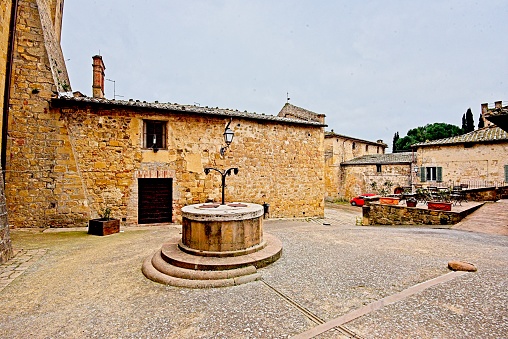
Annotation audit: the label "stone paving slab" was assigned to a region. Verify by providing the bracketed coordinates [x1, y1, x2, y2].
[0, 248, 47, 292]
[453, 199, 508, 235]
[0, 207, 506, 338]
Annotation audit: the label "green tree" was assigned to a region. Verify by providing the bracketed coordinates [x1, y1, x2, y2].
[392, 132, 400, 152]
[465, 108, 475, 133]
[394, 123, 462, 152]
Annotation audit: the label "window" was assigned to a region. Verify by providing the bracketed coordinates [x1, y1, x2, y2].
[377, 146, 380, 154]
[420, 166, 442, 182]
[366, 145, 369, 152]
[352, 142, 356, 150]
[144, 120, 167, 149]
[376, 164, 382, 173]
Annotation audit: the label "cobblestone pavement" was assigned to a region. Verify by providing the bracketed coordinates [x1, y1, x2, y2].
[0, 205, 506, 338]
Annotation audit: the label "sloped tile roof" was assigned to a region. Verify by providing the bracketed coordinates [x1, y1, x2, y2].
[341, 152, 414, 165]
[412, 125, 508, 147]
[325, 131, 388, 147]
[52, 94, 327, 127]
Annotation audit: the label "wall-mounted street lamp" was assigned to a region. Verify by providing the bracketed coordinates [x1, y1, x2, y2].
[205, 118, 238, 205]
[220, 118, 235, 157]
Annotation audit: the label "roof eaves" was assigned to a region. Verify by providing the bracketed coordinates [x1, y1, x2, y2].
[52, 94, 327, 127]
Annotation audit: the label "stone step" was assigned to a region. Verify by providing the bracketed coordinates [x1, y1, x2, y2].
[160, 233, 283, 271]
[151, 250, 258, 280]
[142, 255, 261, 288]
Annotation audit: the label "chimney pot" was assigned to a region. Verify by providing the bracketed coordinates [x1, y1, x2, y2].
[495, 101, 502, 108]
[92, 55, 106, 98]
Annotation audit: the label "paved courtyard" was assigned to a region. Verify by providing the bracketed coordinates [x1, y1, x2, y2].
[0, 202, 507, 338]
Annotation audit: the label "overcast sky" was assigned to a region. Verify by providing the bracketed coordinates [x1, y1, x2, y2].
[61, 1, 508, 151]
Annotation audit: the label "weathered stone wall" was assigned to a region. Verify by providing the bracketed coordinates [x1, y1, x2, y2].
[416, 142, 508, 185]
[463, 186, 508, 202]
[4, 0, 78, 228]
[53, 105, 324, 226]
[324, 135, 385, 199]
[363, 203, 467, 226]
[338, 163, 412, 199]
[278, 103, 326, 124]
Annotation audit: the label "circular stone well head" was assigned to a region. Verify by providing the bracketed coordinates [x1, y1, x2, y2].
[181, 203, 264, 253]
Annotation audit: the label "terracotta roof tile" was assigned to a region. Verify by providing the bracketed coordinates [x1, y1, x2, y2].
[53, 94, 327, 127]
[341, 152, 414, 165]
[412, 125, 508, 147]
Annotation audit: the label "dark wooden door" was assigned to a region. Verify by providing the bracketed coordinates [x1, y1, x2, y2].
[138, 178, 173, 224]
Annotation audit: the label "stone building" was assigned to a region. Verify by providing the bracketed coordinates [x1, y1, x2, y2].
[339, 152, 414, 198]
[324, 131, 387, 199]
[413, 124, 508, 186]
[2, 0, 326, 228]
[0, 0, 18, 262]
[482, 101, 508, 133]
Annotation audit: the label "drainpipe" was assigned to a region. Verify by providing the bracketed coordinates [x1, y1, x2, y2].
[2, 0, 19, 174]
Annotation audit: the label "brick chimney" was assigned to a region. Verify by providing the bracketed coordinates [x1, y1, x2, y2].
[92, 55, 106, 98]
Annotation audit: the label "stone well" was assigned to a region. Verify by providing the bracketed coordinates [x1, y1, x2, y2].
[142, 203, 282, 288]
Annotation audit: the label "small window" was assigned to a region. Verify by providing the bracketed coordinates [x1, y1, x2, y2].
[144, 120, 167, 149]
[377, 146, 380, 154]
[352, 142, 356, 150]
[376, 164, 382, 173]
[366, 145, 369, 152]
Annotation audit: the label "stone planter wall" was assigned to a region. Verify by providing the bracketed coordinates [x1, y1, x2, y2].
[463, 186, 508, 202]
[362, 203, 483, 226]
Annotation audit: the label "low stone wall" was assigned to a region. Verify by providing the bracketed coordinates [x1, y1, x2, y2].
[464, 187, 498, 202]
[362, 203, 483, 226]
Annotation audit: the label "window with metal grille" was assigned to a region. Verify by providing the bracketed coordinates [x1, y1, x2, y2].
[144, 120, 167, 150]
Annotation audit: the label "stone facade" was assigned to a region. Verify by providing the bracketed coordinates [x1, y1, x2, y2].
[340, 162, 413, 199]
[4, 0, 72, 228]
[414, 126, 508, 187]
[0, 1, 14, 263]
[46, 99, 325, 227]
[324, 131, 387, 199]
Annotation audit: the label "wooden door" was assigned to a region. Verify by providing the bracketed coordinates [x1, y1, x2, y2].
[138, 178, 173, 224]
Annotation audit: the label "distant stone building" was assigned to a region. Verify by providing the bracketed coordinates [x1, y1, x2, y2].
[2, 0, 326, 228]
[324, 131, 387, 199]
[339, 152, 414, 198]
[413, 124, 508, 186]
[482, 101, 508, 133]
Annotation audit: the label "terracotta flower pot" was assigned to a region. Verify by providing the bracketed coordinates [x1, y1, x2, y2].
[427, 201, 452, 211]
[406, 200, 417, 207]
[379, 197, 400, 205]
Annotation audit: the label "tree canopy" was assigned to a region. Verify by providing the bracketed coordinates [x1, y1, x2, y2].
[393, 123, 462, 152]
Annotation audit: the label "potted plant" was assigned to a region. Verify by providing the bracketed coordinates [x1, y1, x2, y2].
[406, 197, 417, 207]
[427, 188, 452, 211]
[88, 207, 120, 236]
[375, 181, 400, 205]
